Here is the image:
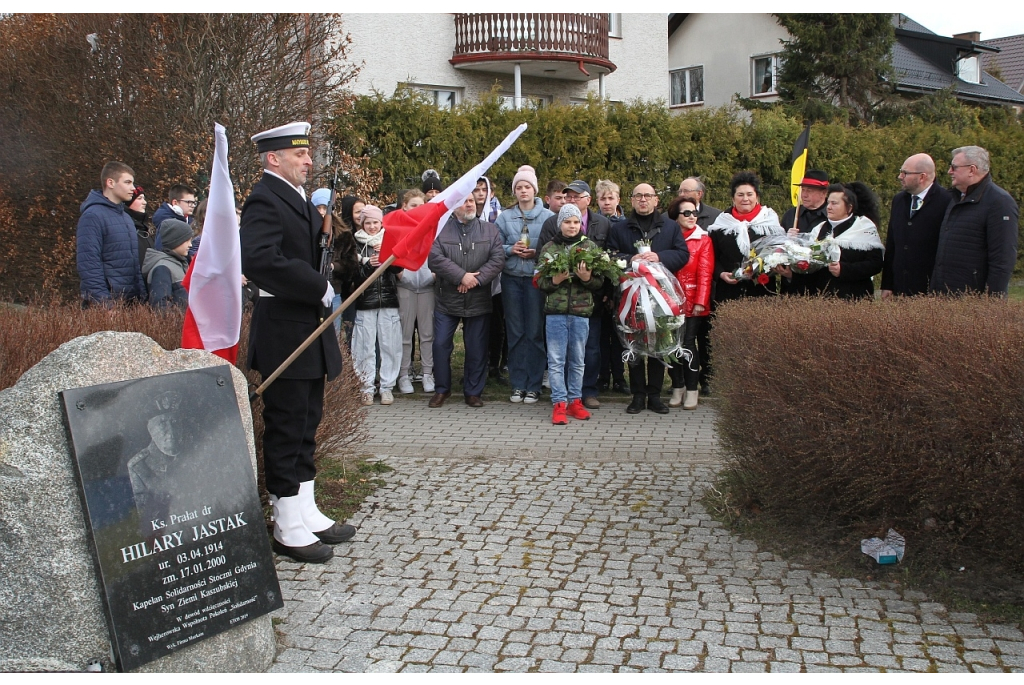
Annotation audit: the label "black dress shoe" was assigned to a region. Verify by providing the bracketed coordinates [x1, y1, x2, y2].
[466, 395, 484, 407]
[271, 539, 334, 563]
[626, 394, 645, 414]
[647, 396, 670, 414]
[613, 380, 630, 394]
[314, 522, 356, 544]
[428, 391, 451, 408]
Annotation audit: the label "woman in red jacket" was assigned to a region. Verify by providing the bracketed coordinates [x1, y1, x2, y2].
[667, 196, 713, 410]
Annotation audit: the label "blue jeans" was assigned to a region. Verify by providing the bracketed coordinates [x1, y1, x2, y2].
[502, 275, 546, 392]
[433, 310, 490, 397]
[546, 314, 589, 405]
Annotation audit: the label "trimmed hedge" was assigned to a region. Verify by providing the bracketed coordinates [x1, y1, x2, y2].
[327, 92, 1024, 271]
[711, 295, 1024, 567]
[0, 301, 367, 502]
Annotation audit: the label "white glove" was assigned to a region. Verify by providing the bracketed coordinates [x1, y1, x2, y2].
[321, 283, 335, 308]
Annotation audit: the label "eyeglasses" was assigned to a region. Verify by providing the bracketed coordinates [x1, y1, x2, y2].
[632, 193, 657, 200]
[898, 169, 925, 176]
[949, 163, 975, 171]
[679, 210, 698, 217]
[179, 199, 198, 206]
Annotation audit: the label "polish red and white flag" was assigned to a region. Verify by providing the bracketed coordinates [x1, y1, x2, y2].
[379, 123, 527, 270]
[181, 122, 241, 363]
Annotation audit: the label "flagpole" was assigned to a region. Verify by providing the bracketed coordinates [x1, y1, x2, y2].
[249, 254, 397, 401]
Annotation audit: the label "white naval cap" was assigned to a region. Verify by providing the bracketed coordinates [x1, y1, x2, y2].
[251, 121, 311, 153]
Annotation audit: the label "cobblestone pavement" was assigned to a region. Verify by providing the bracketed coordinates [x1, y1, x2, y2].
[269, 402, 1024, 673]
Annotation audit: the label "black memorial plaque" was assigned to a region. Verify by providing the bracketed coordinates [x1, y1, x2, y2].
[60, 367, 282, 672]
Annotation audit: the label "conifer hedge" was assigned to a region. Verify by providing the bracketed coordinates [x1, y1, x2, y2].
[326, 91, 1024, 271]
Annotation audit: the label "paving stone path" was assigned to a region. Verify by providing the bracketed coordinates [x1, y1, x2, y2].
[269, 400, 1024, 672]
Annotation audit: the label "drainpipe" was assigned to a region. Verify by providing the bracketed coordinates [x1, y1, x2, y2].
[599, 72, 606, 100]
[514, 63, 522, 110]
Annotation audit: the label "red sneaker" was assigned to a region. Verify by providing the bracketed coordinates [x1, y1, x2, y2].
[552, 401, 568, 425]
[567, 398, 591, 420]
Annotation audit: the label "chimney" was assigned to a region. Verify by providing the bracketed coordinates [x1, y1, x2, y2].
[953, 31, 981, 42]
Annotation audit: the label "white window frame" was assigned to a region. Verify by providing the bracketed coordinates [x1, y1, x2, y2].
[670, 65, 704, 107]
[608, 13, 622, 39]
[499, 94, 548, 111]
[957, 54, 981, 84]
[751, 53, 781, 97]
[408, 84, 462, 110]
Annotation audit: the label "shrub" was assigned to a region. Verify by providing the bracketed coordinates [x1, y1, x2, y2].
[711, 295, 1024, 567]
[0, 300, 367, 503]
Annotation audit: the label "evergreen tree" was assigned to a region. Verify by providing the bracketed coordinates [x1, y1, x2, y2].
[773, 14, 896, 123]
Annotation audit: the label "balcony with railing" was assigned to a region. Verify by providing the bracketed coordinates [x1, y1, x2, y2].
[451, 13, 615, 81]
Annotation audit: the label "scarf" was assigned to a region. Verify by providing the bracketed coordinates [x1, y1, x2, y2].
[731, 204, 762, 222]
[354, 227, 385, 258]
[707, 205, 784, 257]
[813, 216, 884, 253]
[683, 225, 706, 241]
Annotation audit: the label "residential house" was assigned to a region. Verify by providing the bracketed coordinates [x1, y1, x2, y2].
[341, 13, 667, 109]
[981, 33, 1024, 96]
[892, 15, 1024, 107]
[666, 13, 1024, 110]
[666, 14, 790, 110]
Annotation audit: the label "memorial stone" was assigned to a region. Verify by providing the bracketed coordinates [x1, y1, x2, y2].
[0, 332, 277, 672]
[61, 367, 282, 671]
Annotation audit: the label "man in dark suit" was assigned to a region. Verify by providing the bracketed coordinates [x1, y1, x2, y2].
[881, 153, 955, 298]
[677, 177, 722, 230]
[240, 121, 353, 564]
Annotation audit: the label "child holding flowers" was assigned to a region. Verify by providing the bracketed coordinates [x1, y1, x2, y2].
[535, 204, 609, 425]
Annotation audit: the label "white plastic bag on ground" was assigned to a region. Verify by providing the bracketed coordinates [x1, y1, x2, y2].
[861, 528, 905, 564]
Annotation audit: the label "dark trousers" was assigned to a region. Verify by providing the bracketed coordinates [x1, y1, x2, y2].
[699, 311, 713, 389]
[669, 316, 706, 391]
[261, 376, 325, 498]
[488, 293, 507, 370]
[598, 305, 625, 384]
[582, 312, 602, 399]
[628, 356, 665, 398]
[433, 310, 491, 397]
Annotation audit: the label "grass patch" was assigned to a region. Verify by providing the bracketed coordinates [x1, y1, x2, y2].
[703, 468, 1024, 628]
[315, 456, 393, 523]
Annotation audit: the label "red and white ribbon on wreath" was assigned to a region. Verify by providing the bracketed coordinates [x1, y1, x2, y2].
[617, 262, 685, 362]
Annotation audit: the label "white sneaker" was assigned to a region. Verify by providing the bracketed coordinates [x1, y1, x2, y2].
[421, 373, 435, 393]
[523, 391, 540, 404]
[380, 390, 394, 405]
[542, 371, 550, 389]
[360, 392, 374, 406]
[397, 376, 414, 394]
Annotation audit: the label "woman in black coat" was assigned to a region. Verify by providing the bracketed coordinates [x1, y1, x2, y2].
[706, 171, 786, 303]
[808, 182, 884, 300]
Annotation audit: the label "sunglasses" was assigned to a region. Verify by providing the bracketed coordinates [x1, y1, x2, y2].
[679, 210, 698, 217]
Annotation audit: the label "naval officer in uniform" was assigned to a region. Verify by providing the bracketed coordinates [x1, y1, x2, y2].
[240, 121, 354, 563]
